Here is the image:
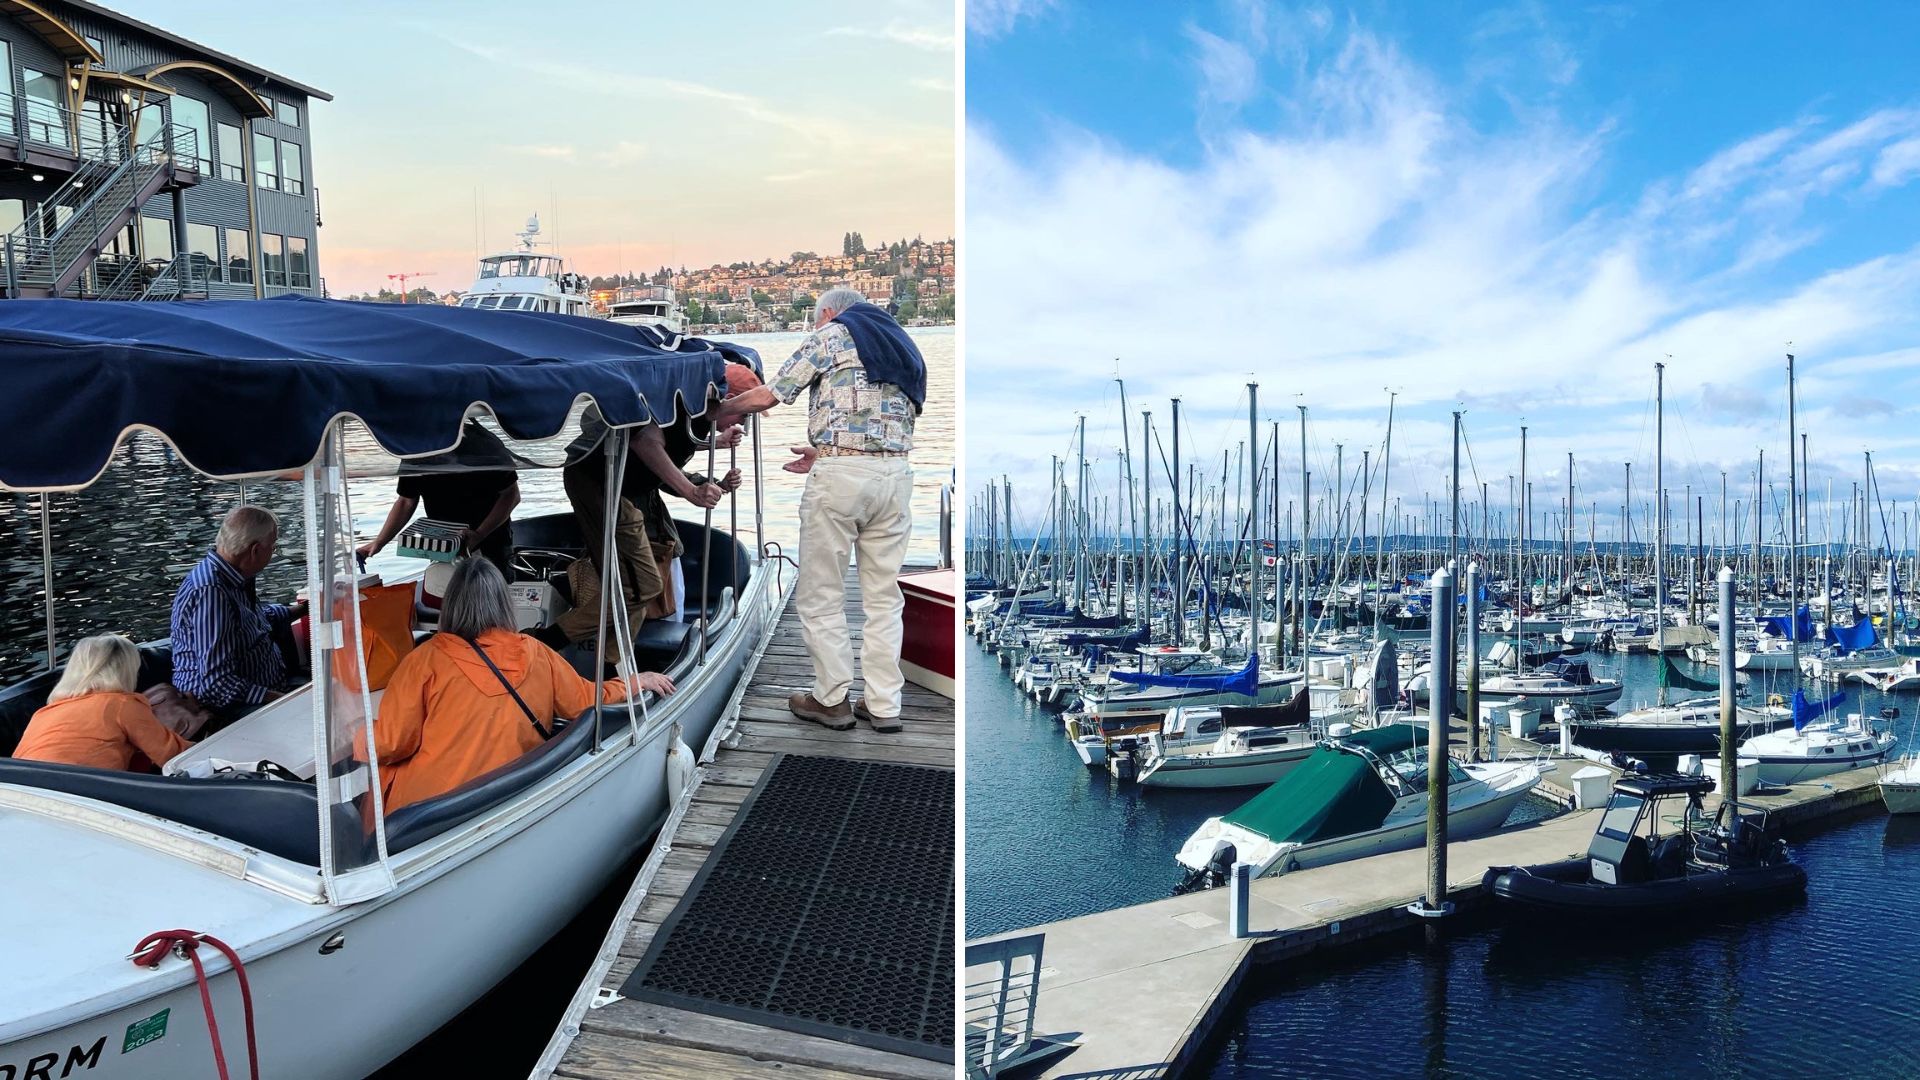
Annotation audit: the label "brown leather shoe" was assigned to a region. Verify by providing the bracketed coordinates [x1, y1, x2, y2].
[789, 691, 854, 730]
[852, 698, 903, 733]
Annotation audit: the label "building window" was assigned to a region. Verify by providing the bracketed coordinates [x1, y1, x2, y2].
[261, 233, 285, 286]
[141, 217, 174, 262]
[287, 236, 310, 289]
[0, 44, 12, 129]
[185, 222, 218, 280]
[21, 69, 69, 148]
[172, 95, 212, 171]
[253, 132, 279, 190]
[225, 228, 251, 283]
[0, 198, 22, 236]
[275, 99, 299, 128]
[281, 141, 304, 196]
[217, 123, 244, 182]
[84, 34, 105, 57]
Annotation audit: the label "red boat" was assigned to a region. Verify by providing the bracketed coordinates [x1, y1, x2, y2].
[899, 568, 956, 698]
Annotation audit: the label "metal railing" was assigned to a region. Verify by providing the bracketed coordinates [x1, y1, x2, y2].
[1, 123, 198, 297]
[138, 254, 210, 300]
[964, 934, 1046, 1080]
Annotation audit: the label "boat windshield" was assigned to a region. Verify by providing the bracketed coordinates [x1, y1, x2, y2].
[1597, 792, 1645, 840]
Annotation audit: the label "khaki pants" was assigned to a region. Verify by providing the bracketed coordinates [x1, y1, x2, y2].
[563, 467, 665, 613]
[796, 455, 913, 716]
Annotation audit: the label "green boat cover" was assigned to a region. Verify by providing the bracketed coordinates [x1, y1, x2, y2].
[1335, 721, 1424, 756]
[1219, 748, 1395, 844]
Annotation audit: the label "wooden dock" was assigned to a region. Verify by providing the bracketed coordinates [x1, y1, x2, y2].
[537, 567, 955, 1079]
[970, 756, 1897, 1079]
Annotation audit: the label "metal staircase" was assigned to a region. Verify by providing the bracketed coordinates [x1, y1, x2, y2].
[1, 123, 200, 299]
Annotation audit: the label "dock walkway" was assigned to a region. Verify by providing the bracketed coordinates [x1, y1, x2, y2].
[539, 567, 955, 1079]
[974, 753, 1895, 1079]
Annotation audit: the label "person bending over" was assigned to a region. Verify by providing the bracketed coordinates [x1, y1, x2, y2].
[13, 634, 191, 771]
[373, 558, 675, 812]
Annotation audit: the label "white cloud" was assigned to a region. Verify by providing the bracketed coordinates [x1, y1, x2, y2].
[827, 22, 954, 51]
[1872, 137, 1920, 189]
[967, 21, 1920, 538]
[912, 76, 955, 93]
[968, 0, 1054, 38]
[1185, 24, 1258, 112]
[595, 141, 647, 167]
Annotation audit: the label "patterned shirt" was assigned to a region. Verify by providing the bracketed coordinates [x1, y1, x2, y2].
[170, 548, 293, 708]
[768, 322, 915, 453]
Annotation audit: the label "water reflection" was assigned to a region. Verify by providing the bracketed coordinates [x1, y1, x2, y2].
[0, 329, 952, 684]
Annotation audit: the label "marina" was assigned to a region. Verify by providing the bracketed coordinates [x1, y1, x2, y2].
[964, 360, 1920, 1078]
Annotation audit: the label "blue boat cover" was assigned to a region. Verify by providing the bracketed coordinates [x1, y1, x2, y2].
[1825, 618, 1878, 654]
[1109, 651, 1258, 695]
[1762, 606, 1816, 643]
[1539, 658, 1593, 685]
[0, 296, 738, 489]
[1792, 688, 1848, 731]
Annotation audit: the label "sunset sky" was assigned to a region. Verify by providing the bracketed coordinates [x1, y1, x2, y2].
[113, 0, 955, 295]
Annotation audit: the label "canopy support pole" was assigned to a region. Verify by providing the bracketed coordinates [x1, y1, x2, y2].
[591, 430, 628, 753]
[40, 493, 55, 671]
[699, 438, 716, 665]
[752, 413, 765, 555]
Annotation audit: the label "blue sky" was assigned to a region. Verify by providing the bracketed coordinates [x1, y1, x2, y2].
[966, 1, 1920, 548]
[113, 0, 954, 295]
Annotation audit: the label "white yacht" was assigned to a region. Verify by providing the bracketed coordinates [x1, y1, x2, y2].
[606, 283, 689, 337]
[456, 215, 594, 317]
[1881, 752, 1920, 814]
[1739, 714, 1898, 786]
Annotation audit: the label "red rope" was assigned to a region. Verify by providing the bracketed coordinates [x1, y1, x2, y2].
[130, 929, 259, 1080]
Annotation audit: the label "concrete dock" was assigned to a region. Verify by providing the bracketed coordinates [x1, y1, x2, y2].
[970, 753, 1896, 1079]
[539, 568, 955, 1079]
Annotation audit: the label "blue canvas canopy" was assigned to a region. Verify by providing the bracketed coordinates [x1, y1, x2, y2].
[1825, 618, 1878, 654]
[0, 296, 746, 490]
[1792, 688, 1847, 731]
[1762, 606, 1816, 643]
[1109, 651, 1258, 695]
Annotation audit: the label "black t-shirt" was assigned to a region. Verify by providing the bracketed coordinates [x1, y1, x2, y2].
[397, 470, 516, 560]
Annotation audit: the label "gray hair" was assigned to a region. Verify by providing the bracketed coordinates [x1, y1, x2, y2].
[814, 287, 865, 324]
[216, 505, 278, 557]
[50, 634, 141, 701]
[440, 558, 517, 640]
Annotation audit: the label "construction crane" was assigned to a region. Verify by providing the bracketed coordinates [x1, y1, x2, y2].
[387, 271, 435, 304]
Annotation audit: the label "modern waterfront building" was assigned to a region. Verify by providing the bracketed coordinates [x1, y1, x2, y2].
[0, 0, 329, 300]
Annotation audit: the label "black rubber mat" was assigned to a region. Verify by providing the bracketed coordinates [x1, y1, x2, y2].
[621, 753, 955, 1063]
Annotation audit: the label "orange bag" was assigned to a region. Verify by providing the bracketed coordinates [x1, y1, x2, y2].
[334, 583, 418, 692]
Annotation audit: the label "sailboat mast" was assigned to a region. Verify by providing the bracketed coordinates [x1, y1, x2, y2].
[1374, 393, 1395, 641]
[1298, 404, 1309, 658]
[1117, 378, 1136, 623]
[1248, 383, 1261, 659]
[1074, 416, 1088, 612]
[1655, 361, 1666, 704]
[1787, 353, 1800, 687]
[1450, 411, 1462, 567]
[1140, 410, 1152, 634]
[1172, 398, 1184, 647]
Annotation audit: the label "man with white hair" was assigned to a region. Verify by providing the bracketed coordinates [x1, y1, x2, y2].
[170, 504, 309, 724]
[715, 286, 927, 733]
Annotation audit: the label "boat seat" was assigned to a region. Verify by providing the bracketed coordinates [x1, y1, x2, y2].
[0, 644, 174, 757]
[384, 703, 620, 854]
[0, 756, 354, 865]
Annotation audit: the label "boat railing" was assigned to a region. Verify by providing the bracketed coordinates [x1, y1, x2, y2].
[965, 933, 1046, 1080]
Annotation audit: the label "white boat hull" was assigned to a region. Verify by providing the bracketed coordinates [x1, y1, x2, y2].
[1266, 780, 1533, 875]
[1137, 747, 1312, 790]
[0, 579, 771, 1079]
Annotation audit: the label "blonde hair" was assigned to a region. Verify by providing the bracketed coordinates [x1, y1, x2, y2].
[49, 634, 142, 702]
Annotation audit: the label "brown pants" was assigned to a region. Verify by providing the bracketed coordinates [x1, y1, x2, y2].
[563, 469, 665, 613]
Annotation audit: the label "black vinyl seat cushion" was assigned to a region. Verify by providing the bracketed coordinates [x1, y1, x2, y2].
[0, 756, 355, 865]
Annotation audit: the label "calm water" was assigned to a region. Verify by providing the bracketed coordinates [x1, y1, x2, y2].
[966, 620, 1920, 1078]
[0, 327, 952, 1077]
[1202, 810, 1920, 1079]
[964, 629, 1919, 939]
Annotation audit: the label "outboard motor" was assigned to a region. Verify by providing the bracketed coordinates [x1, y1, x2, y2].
[1174, 840, 1238, 895]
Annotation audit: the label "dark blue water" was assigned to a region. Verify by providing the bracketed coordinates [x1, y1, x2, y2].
[1200, 809, 1920, 1079]
[964, 630, 1918, 940]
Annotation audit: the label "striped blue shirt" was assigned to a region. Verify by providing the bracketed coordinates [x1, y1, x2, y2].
[169, 548, 293, 708]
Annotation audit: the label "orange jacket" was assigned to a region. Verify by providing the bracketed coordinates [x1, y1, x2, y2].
[14, 690, 192, 772]
[372, 628, 629, 812]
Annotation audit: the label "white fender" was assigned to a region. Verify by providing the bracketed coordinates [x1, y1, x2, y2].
[667, 722, 696, 796]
